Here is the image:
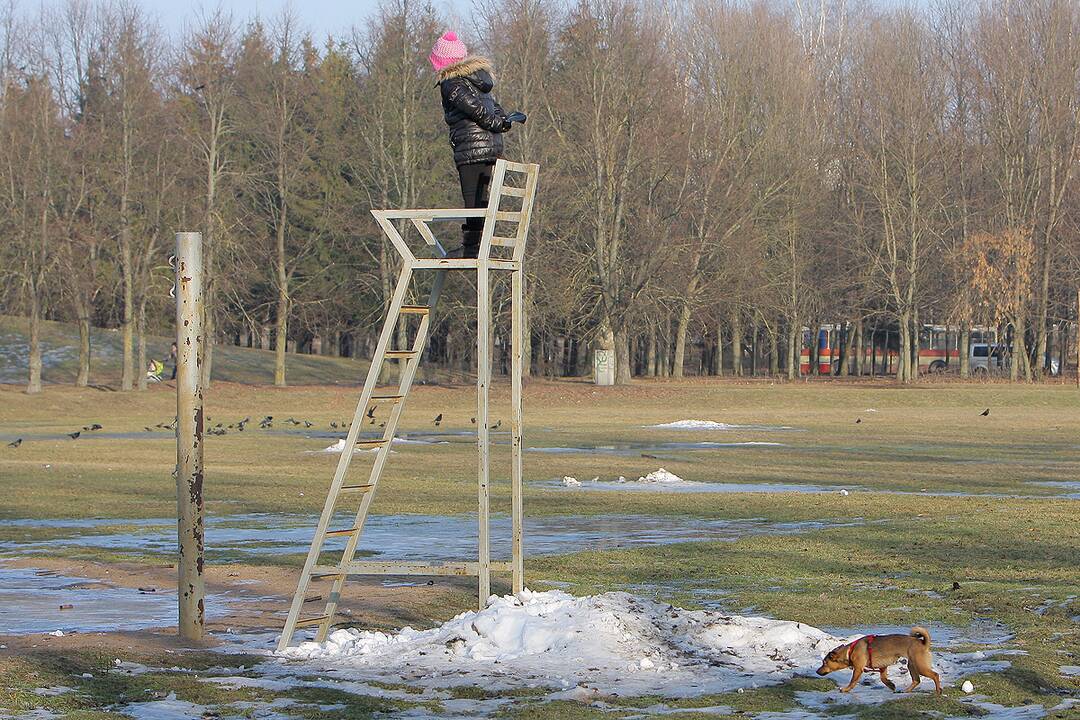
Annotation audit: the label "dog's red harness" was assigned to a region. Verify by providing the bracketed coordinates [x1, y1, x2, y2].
[847, 635, 883, 671]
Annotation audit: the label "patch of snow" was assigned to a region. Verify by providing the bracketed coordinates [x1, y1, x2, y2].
[279, 589, 840, 697]
[650, 420, 746, 430]
[118, 695, 207, 720]
[561, 476, 581, 487]
[636, 468, 691, 485]
[1060, 665, 1080, 677]
[32, 686, 74, 697]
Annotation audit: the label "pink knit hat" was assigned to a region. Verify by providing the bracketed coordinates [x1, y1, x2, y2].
[429, 31, 467, 72]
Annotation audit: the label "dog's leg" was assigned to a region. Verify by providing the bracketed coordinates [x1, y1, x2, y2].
[914, 660, 942, 695]
[879, 668, 897, 692]
[905, 666, 922, 693]
[841, 665, 865, 693]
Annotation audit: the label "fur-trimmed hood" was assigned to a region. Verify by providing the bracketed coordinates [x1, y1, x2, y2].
[436, 56, 496, 84]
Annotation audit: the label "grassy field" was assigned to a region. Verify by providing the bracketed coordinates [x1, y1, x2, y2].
[1, 377, 1078, 718]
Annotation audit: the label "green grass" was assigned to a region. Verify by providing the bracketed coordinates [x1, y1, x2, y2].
[1, 378, 1078, 717]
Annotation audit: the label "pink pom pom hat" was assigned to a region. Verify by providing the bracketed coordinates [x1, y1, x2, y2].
[429, 31, 468, 72]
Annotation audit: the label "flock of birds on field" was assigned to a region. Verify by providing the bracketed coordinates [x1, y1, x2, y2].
[5, 409, 502, 449]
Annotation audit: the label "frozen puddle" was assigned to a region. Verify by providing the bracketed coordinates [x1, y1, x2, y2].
[527, 440, 786, 456]
[0, 565, 237, 635]
[0, 514, 852, 563]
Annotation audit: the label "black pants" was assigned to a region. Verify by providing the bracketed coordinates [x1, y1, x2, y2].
[458, 162, 494, 250]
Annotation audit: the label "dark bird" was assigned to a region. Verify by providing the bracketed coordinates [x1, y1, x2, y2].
[641, 453, 658, 459]
[303, 420, 313, 428]
[433, 413, 443, 427]
[330, 422, 339, 429]
[493, 420, 502, 431]
[470, 417, 476, 424]
[90, 424, 102, 431]
[379, 422, 386, 428]
[980, 408, 990, 417]
[68, 431, 81, 440]
[144, 427, 154, 432]
[952, 581, 961, 591]
[194, 83, 206, 91]
[366, 406, 376, 419]
[855, 418, 862, 424]
[369, 417, 375, 425]
[82, 426, 91, 431]
[7, 439, 21, 448]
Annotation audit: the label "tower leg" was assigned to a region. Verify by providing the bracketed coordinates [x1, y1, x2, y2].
[477, 261, 491, 608]
[511, 268, 524, 594]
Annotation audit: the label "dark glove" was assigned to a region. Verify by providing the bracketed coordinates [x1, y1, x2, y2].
[506, 111, 527, 125]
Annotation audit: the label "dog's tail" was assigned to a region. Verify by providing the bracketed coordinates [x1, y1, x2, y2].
[910, 627, 931, 646]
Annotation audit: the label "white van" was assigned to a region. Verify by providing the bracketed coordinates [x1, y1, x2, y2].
[970, 343, 1007, 374]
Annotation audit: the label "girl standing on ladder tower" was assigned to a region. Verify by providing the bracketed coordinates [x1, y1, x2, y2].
[429, 31, 526, 258]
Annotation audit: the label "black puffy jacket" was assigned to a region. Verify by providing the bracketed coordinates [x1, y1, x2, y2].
[437, 57, 509, 167]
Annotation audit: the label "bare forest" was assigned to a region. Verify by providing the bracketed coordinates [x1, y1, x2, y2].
[2, 0, 1080, 389]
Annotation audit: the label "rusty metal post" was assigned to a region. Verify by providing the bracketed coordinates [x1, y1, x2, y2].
[175, 232, 205, 642]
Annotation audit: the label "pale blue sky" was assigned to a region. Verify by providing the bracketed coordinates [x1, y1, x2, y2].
[146, 0, 470, 40]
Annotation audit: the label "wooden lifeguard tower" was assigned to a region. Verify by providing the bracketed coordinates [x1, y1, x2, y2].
[277, 159, 540, 651]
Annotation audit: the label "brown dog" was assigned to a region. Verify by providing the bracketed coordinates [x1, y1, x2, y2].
[816, 627, 941, 694]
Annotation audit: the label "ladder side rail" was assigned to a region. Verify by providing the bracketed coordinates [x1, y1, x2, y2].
[477, 160, 509, 261]
[277, 261, 415, 651]
[512, 164, 540, 264]
[476, 260, 492, 608]
[315, 269, 447, 640]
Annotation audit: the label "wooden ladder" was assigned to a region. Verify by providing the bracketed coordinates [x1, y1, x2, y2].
[277, 159, 540, 652]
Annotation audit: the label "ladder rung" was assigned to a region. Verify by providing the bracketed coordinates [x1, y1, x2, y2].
[315, 560, 514, 577]
[490, 236, 517, 247]
[294, 615, 331, 628]
[495, 211, 522, 222]
[500, 185, 527, 197]
[340, 484, 375, 493]
[384, 350, 418, 359]
[369, 394, 404, 403]
[354, 439, 388, 449]
[399, 305, 430, 314]
[325, 527, 361, 537]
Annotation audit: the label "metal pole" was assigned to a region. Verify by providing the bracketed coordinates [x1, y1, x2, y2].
[175, 231, 205, 642]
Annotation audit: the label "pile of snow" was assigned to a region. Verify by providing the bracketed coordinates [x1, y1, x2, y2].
[632, 468, 693, 485]
[650, 420, 745, 430]
[280, 589, 840, 697]
[561, 476, 581, 487]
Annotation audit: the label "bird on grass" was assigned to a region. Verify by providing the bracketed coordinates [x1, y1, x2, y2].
[980, 408, 990, 416]
[330, 422, 339, 429]
[303, 420, 313, 428]
[433, 413, 443, 427]
[90, 424, 102, 431]
[366, 406, 376, 420]
[144, 426, 154, 432]
[855, 418, 862, 424]
[492, 420, 502, 431]
[7, 439, 21, 448]
[68, 431, 81, 440]
[470, 417, 476, 424]
[259, 416, 273, 429]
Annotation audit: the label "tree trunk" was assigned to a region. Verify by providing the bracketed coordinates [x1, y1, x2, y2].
[647, 324, 657, 377]
[615, 326, 632, 384]
[120, 229, 134, 391]
[77, 316, 91, 387]
[714, 317, 724, 376]
[768, 323, 779, 376]
[786, 320, 798, 380]
[839, 321, 851, 377]
[810, 324, 820, 376]
[854, 320, 865, 377]
[730, 310, 743, 377]
[910, 310, 920, 381]
[897, 313, 910, 383]
[137, 297, 148, 391]
[750, 317, 760, 376]
[27, 290, 43, 394]
[959, 322, 970, 379]
[274, 212, 288, 387]
[673, 301, 691, 379]
[659, 314, 671, 378]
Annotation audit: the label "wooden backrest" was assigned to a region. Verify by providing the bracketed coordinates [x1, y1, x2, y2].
[479, 159, 540, 263]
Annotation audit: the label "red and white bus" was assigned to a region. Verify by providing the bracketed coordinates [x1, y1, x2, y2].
[799, 324, 1000, 375]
